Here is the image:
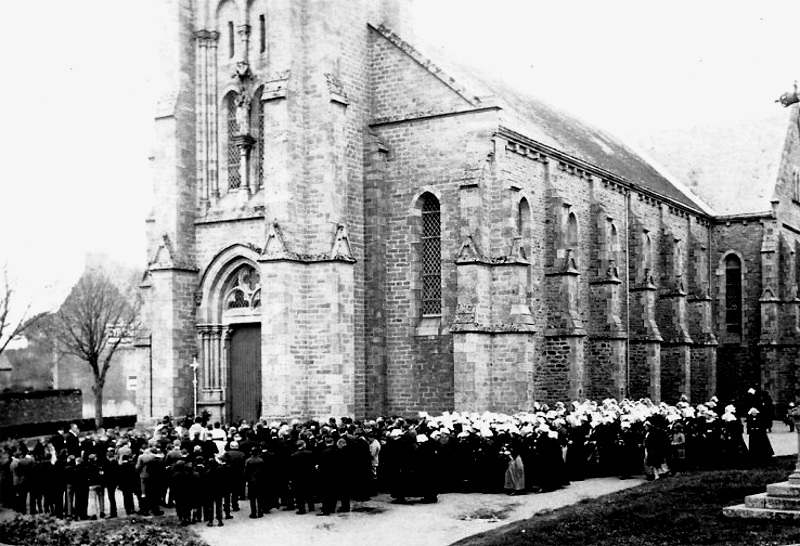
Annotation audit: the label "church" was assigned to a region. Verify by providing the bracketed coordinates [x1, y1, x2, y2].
[138, 0, 800, 423]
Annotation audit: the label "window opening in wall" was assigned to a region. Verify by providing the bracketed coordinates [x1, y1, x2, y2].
[794, 170, 800, 202]
[610, 224, 619, 252]
[259, 14, 266, 53]
[227, 94, 241, 189]
[725, 254, 742, 334]
[421, 194, 442, 316]
[643, 233, 653, 275]
[517, 198, 530, 260]
[228, 21, 235, 58]
[257, 99, 264, 188]
[567, 212, 578, 247]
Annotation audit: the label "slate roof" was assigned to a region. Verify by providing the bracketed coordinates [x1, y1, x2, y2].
[439, 60, 713, 214]
[636, 109, 793, 216]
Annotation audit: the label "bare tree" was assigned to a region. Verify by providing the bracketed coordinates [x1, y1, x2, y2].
[54, 269, 140, 429]
[0, 265, 38, 358]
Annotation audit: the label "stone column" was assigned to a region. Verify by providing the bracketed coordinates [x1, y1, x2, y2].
[208, 32, 220, 199]
[195, 30, 210, 209]
[233, 134, 255, 197]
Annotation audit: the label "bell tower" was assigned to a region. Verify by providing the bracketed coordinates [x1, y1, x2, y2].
[143, 0, 415, 420]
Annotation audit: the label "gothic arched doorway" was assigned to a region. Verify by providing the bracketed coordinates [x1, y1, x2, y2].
[222, 265, 262, 422]
[197, 247, 263, 423]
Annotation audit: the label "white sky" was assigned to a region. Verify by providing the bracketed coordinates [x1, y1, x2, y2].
[0, 0, 798, 313]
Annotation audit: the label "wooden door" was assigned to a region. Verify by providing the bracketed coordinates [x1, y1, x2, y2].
[229, 324, 261, 423]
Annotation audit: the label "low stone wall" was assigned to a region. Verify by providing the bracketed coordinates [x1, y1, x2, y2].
[0, 389, 82, 438]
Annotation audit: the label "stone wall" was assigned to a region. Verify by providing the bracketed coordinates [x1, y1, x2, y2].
[0, 390, 81, 428]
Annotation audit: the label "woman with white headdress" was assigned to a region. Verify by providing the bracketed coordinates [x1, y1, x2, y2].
[746, 407, 774, 465]
[720, 404, 748, 469]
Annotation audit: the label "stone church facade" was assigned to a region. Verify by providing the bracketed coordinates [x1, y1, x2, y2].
[138, 0, 800, 423]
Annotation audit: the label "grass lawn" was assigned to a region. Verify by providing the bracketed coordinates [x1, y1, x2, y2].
[452, 456, 800, 546]
[0, 513, 209, 546]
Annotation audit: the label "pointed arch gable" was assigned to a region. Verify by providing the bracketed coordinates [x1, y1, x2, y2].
[198, 244, 261, 323]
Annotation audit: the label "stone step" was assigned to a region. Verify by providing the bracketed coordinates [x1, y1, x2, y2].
[724, 504, 800, 521]
[744, 493, 800, 511]
[744, 493, 767, 508]
[766, 482, 800, 498]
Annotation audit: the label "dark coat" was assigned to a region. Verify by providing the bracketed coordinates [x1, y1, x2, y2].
[289, 448, 316, 490]
[244, 455, 265, 484]
[101, 457, 120, 488]
[316, 446, 339, 492]
[65, 432, 81, 458]
[169, 463, 195, 501]
[644, 427, 670, 468]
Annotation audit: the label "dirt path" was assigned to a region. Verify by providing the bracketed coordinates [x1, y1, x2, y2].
[198, 477, 643, 546]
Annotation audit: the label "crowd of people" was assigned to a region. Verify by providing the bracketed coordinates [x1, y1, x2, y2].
[0, 389, 783, 526]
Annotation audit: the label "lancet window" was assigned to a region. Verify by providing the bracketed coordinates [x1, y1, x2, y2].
[227, 94, 241, 189]
[725, 254, 742, 334]
[420, 193, 441, 316]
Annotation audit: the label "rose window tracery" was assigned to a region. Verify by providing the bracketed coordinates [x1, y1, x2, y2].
[224, 265, 261, 310]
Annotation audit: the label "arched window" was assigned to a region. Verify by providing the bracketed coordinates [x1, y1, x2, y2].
[517, 198, 530, 259]
[643, 233, 653, 273]
[227, 94, 241, 189]
[567, 212, 578, 248]
[420, 193, 441, 316]
[610, 223, 620, 253]
[725, 254, 742, 334]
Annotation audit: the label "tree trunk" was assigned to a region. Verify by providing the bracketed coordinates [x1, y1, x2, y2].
[94, 383, 104, 429]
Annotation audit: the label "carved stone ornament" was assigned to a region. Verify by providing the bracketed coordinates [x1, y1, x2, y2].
[150, 234, 176, 269]
[235, 92, 252, 136]
[325, 73, 348, 105]
[455, 235, 486, 263]
[232, 61, 252, 82]
[261, 221, 291, 261]
[262, 70, 291, 102]
[330, 224, 355, 262]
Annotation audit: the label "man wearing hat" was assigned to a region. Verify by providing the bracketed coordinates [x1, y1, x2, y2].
[275, 425, 296, 512]
[221, 441, 245, 511]
[316, 436, 339, 515]
[244, 447, 266, 518]
[289, 440, 316, 514]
